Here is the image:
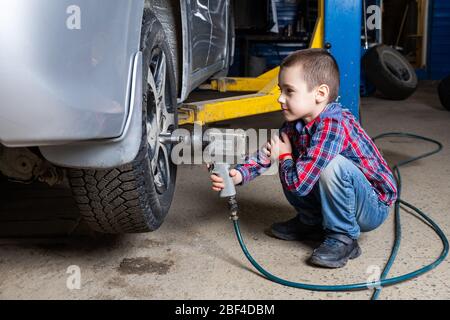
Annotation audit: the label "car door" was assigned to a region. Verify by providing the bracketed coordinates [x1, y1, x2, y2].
[190, 0, 228, 71]
[181, 0, 229, 98]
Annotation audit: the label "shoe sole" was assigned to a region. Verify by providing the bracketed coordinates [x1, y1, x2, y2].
[309, 245, 362, 268]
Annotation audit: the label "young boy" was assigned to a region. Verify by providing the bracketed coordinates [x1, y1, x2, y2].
[210, 49, 397, 268]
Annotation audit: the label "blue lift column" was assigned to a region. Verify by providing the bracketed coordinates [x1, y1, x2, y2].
[324, 0, 362, 120]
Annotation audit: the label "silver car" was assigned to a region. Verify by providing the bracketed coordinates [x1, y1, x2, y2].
[0, 0, 234, 233]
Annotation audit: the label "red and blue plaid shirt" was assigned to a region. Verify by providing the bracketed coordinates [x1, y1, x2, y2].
[235, 102, 398, 206]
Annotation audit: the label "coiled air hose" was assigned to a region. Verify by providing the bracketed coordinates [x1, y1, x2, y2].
[231, 132, 448, 300]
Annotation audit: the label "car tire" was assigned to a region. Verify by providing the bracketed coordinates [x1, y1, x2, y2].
[68, 9, 178, 233]
[362, 44, 418, 100]
[438, 75, 450, 111]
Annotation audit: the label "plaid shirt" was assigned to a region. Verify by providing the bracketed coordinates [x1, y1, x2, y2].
[235, 102, 398, 206]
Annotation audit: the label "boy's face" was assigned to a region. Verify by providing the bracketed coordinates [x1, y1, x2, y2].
[277, 65, 323, 123]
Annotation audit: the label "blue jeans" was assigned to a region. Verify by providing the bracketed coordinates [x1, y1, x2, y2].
[283, 155, 390, 239]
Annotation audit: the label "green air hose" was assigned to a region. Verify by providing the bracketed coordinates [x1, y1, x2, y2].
[231, 132, 448, 299]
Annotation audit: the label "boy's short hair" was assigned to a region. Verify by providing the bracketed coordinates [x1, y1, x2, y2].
[280, 48, 340, 103]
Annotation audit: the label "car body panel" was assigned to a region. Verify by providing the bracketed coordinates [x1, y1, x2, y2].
[0, 0, 144, 147]
[0, 0, 231, 168]
[39, 52, 143, 169]
[180, 0, 230, 101]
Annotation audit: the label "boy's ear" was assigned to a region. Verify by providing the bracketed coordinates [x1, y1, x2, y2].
[315, 84, 330, 104]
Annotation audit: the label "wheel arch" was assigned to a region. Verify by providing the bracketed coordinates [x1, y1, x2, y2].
[40, 2, 182, 169]
[67, 11, 179, 234]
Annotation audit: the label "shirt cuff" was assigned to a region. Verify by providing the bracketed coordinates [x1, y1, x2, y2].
[280, 158, 294, 172]
[234, 165, 251, 185]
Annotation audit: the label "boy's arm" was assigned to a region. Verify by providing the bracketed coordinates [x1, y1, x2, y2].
[280, 118, 346, 196]
[235, 123, 291, 185]
[234, 149, 271, 185]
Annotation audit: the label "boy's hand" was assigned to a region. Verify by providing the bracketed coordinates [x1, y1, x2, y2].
[261, 141, 272, 158]
[268, 132, 292, 160]
[210, 168, 243, 192]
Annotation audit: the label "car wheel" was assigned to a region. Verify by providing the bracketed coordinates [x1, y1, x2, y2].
[362, 44, 418, 100]
[68, 9, 177, 233]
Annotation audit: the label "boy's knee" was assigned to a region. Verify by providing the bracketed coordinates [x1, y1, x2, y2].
[319, 155, 350, 187]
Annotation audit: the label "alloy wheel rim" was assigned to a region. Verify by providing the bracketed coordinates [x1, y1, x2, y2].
[145, 48, 174, 194]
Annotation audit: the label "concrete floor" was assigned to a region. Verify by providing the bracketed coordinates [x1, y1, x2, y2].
[0, 82, 449, 300]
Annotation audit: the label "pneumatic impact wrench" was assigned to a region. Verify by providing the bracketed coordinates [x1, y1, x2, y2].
[161, 127, 247, 219]
[204, 129, 247, 220]
[209, 162, 239, 220]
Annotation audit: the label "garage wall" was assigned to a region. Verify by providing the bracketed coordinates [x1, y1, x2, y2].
[428, 0, 450, 79]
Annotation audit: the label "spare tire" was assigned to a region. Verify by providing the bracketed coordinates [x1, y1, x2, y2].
[362, 44, 418, 100]
[438, 75, 450, 111]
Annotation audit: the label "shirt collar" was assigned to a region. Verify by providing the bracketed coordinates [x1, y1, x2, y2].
[294, 102, 342, 134]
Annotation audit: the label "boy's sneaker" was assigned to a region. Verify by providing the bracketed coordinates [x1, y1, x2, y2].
[309, 233, 362, 268]
[270, 216, 323, 241]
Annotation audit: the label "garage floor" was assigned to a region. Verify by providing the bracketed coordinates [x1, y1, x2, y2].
[0, 82, 449, 300]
